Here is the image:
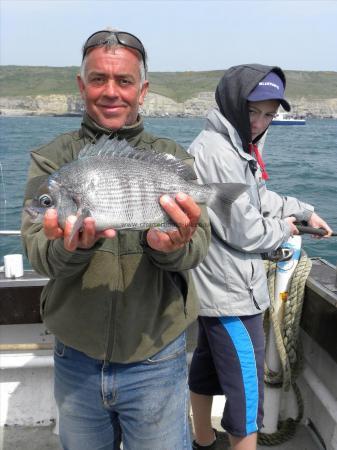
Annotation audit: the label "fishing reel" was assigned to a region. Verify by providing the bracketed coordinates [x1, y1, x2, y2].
[262, 248, 294, 262]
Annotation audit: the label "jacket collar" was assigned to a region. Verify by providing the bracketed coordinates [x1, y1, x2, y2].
[206, 107, 266, 161]
[80, 112, 144, 143]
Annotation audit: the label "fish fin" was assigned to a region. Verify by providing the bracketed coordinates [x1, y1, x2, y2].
[68, 208, 91, 242]
[24, 206, 45, 223]
[152, 224, 178, 233]
[207, 183, 249, 225]
[78, 135, 116, 159]
[78, 136, 196, 180]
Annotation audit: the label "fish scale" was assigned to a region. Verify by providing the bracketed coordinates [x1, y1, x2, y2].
[26, 137, 248, 231]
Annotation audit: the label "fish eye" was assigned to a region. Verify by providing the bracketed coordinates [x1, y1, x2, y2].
[39, 194, 53, 208]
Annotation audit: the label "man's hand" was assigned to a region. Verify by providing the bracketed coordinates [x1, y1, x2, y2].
[307, 212, 332, 238]
[43, 208, 116, 252]
[146, 193, 201, 253]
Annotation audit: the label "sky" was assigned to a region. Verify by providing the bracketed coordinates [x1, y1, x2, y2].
[0, 0, 336, 72]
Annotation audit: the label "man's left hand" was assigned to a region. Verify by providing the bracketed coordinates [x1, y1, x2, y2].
[146, 193, 201, 252]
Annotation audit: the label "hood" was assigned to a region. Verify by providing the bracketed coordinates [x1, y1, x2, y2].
[215, 64, 287, 153]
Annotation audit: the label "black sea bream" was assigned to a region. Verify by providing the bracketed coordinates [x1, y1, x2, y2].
[26, 137, 247, 231]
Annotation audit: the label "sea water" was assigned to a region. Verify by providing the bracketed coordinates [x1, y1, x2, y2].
[0, 116, 336, 266]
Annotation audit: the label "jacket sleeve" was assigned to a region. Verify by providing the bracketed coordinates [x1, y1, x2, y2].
[21, 140, 96, 279]
[259, 186, 314, 222]
[190, 135, 295, 254]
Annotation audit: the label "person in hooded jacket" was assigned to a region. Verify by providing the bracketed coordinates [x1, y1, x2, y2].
[187, 64, 332, 450]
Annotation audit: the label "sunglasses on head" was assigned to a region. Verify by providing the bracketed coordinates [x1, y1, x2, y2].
[82, 30, 147, 68]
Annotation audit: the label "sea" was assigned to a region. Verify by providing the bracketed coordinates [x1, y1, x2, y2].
[0, 116, 336, 267]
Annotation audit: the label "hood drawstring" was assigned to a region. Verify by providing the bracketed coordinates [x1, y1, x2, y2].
[249, 143, 269, 180]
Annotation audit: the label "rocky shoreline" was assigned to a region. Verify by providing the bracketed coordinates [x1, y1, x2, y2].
[1, 92, 337, 118]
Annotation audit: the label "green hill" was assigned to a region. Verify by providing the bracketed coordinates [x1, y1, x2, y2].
[0, 66, 80, 96]
[1, 66, 337, 103]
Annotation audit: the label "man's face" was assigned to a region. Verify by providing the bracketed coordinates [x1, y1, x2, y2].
[77, 46, 149, 130]
[248, 99, 280, 140]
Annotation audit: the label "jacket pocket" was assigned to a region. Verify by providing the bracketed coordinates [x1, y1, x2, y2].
[40, 282, 55, 319]
[171, 271, 188, 315]
[248, 260, 262, 310]
[250, 289, 261, 310]
[144, 333, 186, 364]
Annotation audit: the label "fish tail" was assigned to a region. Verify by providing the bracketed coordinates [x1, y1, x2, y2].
[207, 183, 248, 224]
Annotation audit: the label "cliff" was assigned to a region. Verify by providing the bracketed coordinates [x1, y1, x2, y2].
[1, 66, 337, 118]
[1, 92, 337, 118]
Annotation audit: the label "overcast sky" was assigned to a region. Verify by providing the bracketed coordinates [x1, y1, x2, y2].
[1, 0, 336, 72]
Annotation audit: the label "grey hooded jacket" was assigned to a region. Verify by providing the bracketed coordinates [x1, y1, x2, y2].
[188, 65, 314, 316]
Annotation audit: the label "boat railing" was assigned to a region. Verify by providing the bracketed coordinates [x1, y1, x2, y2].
[0, 230, 21, 236]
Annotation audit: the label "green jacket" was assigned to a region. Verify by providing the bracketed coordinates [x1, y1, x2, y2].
[21, 113, 210, 363]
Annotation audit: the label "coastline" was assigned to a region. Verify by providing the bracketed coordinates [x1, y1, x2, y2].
[1, 111, 336, 119]
[1, 92, 337, 119]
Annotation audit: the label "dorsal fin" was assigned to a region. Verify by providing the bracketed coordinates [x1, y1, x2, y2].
[78, 136, 196, 180]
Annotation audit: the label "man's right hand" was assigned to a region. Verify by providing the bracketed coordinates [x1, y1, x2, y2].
[146, 193, 201, 253]
[43, 208, 116, 252]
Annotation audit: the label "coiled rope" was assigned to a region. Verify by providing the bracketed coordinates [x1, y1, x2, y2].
[258, 250, 312, 446]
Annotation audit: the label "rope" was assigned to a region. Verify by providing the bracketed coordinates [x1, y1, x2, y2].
[258, 251, 312, 446]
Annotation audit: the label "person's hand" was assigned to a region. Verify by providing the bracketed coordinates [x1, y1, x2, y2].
[146, 193, 201, 253]
[285, 216, 300, 235]
[43, 208, 116, 252]
[307, 212, 332, 238]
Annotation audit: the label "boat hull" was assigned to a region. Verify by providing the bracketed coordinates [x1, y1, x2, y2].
[1, 259, 336, 449]
[271, 120, 306, 125]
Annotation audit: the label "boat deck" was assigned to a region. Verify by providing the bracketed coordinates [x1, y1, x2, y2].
[0, 422, 322, 450]
[1, 259, 336, 450]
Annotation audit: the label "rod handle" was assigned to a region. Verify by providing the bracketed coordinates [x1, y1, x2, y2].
[296, 225, 336, 236]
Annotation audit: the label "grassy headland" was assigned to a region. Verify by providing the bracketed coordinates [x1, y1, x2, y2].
[1, 66, 337, 103]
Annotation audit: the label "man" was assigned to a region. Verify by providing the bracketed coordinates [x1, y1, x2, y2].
[187, 64, 332, 450]
[21, 29, 210, 450]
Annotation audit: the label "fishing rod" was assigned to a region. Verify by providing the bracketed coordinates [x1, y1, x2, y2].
[295, 224, 337, 237]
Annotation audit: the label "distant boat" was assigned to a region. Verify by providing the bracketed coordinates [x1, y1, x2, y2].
[272, 112, 306, 125]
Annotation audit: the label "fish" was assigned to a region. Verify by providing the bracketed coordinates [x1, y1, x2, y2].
[25, 136, 247, 234]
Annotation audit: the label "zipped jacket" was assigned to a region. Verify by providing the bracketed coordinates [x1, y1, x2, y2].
[188, 99, 314, 316]
[21, 113, 210, 363]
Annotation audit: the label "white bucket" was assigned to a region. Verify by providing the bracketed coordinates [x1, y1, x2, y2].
[4, 254, 24, 278]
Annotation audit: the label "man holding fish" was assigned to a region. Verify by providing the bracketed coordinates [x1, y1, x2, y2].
[21, 29, 244, 450]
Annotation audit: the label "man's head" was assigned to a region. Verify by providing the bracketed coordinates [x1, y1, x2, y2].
[77, 29, 149, 130]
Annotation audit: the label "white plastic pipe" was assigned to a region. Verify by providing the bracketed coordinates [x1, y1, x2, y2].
[263, 235, 302, 433]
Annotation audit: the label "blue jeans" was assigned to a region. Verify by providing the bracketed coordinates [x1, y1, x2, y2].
[54, 333, 191, 450]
